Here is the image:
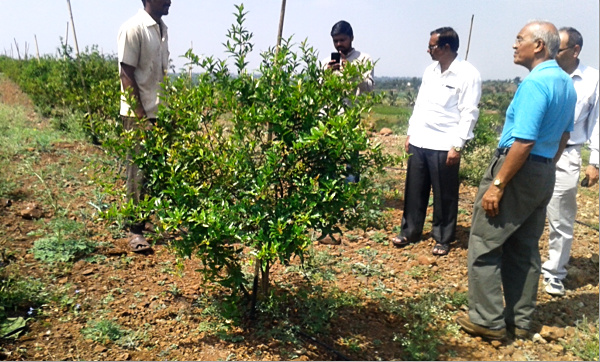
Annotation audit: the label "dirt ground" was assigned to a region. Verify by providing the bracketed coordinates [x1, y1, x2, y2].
[0, 76, 598, 361]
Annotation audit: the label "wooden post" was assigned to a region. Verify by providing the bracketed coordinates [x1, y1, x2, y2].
[66, 0, 81, 56]
[276, 0, 287, 51]
[13, 39, 21, 60]
[465, 14, 474, 61]
[66, 0, 95, 141]
[34, 35, 40, 62]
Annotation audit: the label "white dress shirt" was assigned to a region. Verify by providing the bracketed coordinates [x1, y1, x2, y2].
[118, 9, 170, 118]
[407, 57, 482, 151]
[567, 63, 599, 165]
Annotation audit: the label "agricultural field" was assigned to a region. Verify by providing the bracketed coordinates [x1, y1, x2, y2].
[0, 71, 598, 361]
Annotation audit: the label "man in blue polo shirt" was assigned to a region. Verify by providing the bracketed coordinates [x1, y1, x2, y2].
[457, 20, 576, 341]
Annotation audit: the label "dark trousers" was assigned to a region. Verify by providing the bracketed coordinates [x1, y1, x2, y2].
[400, 144, 460, 245]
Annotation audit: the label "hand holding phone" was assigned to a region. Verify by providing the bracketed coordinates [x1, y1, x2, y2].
[331, 52, 341, 64]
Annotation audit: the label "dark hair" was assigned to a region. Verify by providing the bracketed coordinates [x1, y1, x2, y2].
[331, 21, 353, 37]
[559, 27, 583, 49]
[431, 27, 459, 53]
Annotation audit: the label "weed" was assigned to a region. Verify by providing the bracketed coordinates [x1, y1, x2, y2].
[168, 284, 182, 297]
[405, 265, 429, 280]
[80, 319, 124, 344]
[32, 235, 96, 264]
[80, 319, 144, 348]
[354, 247, 382, 277]
[342, 337, 363, 353]
[101, 294, 115, 305]
[370, 231, 387, 244]
[0, 276, 49, 321]
[563, 316, 599, 361]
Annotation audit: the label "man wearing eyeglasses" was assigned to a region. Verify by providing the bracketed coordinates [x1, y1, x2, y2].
[392, 27, 481, 256]
[542, 27, 599, 297]
[458, 21, 576, 341]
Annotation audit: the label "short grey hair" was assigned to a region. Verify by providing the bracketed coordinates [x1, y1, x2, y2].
[527, 20, 560, 58]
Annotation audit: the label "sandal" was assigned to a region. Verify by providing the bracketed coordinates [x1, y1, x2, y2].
[391, 235, 410, 248]
[129, 234, 152, 252]
[432, 243, 450, 256]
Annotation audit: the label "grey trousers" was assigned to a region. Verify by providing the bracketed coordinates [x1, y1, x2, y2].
[467, 154, 555, 330]
[122, 116, 145, 205]
[122, 116, 153, 233]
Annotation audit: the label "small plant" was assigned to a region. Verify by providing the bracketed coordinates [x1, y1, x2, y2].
[563, 316, 599, 361]
[80, 319, 142, 348]
[370, 231, 388, 244]
[32, 235, 96, 264]
[168, 284, 182, 297]
[354, 246, 381, 277]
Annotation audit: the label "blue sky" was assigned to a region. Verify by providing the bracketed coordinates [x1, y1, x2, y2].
[3, 0, 599, 79]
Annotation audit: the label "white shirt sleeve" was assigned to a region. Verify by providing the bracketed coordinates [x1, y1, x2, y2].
[454, 71, 482, 147]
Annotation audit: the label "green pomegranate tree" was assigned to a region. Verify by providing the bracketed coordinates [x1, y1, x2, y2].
[113, 5, 391, 312]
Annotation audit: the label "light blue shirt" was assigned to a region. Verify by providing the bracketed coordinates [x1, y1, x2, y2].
[498, 60, 576, 159]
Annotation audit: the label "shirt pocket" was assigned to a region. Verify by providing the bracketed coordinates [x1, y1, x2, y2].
[432, 84, 459, 108]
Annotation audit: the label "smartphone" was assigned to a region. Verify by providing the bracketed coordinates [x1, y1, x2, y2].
[331, 52, 341, 64]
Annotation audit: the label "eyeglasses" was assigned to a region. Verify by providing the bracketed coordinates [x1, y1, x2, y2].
[557, 47, 573, 53]
[428, 44, 439, 52]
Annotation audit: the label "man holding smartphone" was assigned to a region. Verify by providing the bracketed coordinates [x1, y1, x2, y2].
[324, 20, 374, 96]
[318, 20, 374, 244]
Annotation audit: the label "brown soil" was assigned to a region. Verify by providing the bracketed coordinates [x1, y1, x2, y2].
[0, 76, 598, 361]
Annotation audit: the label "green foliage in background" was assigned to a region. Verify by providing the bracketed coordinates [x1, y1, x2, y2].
[104, 5, 392, 312]
[0, 43, 120, 141]
[459, 113, 504, 186]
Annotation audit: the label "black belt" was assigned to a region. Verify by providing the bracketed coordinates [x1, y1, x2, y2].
[565, 144, 582, 148]
[495, 148, 552, 164]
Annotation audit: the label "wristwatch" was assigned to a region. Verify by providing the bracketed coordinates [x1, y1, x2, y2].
[453, 146, 462, 153]
[493, 179, 504, 189]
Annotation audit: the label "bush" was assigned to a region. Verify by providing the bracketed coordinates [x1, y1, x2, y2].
[460, 114, 504, 185]
[0, 44, 120, 142]
[104, 5, 392, 313]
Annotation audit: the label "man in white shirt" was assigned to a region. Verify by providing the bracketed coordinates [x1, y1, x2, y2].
[118, 0, 171, 252]
[323, 20, 374, 98]
[543, 27, 599, 296]
[392, 27, 482, 256]
[324, 20, 373, 185]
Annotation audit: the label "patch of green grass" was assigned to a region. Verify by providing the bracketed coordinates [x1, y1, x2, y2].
[287, 244, 339, 282]
[0, 276, 49, 319]
[371, 104, 411, 135]
[563, 316, 599, 361]
[80, 319, 145, 349]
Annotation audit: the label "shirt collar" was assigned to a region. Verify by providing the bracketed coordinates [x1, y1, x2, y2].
[571, 62, 585, 79]
[435, 57, 463, 75]
[530, 59, 557, 74]
[138, 9, 167, 30]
